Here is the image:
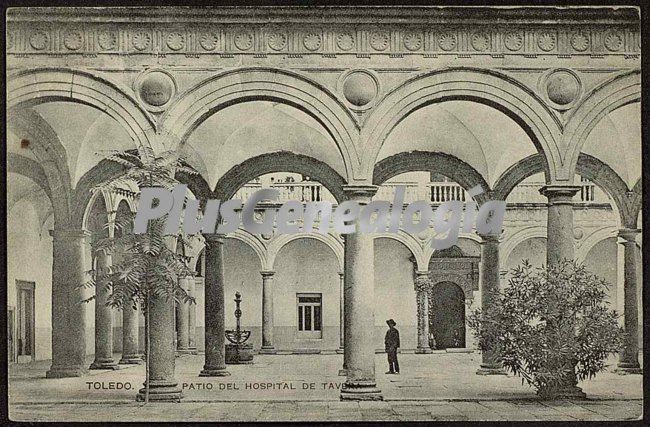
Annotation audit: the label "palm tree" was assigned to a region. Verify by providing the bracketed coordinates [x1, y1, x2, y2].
[83, 149, 198, 402]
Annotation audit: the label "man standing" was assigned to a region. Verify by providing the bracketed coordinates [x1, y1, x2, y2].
[385, 319, 400, 374]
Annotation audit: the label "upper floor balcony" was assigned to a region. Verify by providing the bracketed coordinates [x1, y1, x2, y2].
[233, 179, 610, 206]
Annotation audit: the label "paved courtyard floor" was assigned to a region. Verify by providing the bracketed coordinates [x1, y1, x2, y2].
[9, 352, 643, 422]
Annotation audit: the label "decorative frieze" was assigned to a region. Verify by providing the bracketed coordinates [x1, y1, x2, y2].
[6, 22, 640, 57]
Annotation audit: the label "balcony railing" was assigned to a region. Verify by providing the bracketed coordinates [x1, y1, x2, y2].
[506, 181, 608, 204]
[234, 180, 607, 205]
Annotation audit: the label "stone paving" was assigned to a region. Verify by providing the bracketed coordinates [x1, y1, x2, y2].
[9, 352, 643, 422]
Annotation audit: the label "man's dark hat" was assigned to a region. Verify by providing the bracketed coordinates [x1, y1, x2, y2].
[386, 319, 396, 326]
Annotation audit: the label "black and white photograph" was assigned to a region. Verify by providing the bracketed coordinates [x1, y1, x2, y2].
[5, 4, 644, 422]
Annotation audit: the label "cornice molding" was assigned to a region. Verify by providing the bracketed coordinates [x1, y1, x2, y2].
[6, 7, 640, 24]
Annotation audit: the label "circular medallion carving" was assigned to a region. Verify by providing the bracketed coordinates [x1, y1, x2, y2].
[63, 30, 83, 51]
[604, 30, 624, 51]
[573, 227, 584, 240]
[234, 32, 253, 51]
[166, 33, 185, 51]
[336, 32, 355, 51]
[537, 32, 556, 51]
[438, 33, 457, 51]
[342, 70, 378, 107]
[471, 32, 490, 51]
[267, 32, 287, 51]
[98, 31, 118, 50]
[29, 31, 49, 50]
[138, 70, 176, 108]
[403, 32, 423, 51]
[200, 33, 219, 51]
[570, 32, 590, 52]
[370, 31, 390, 51]
[546, 69, 581, 106]
[504, 31, 524, 51]
[132, 31, 152, 51]
[303, 33, 322, 51]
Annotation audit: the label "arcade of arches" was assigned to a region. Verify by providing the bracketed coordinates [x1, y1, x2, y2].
[6, 7, 642, 401]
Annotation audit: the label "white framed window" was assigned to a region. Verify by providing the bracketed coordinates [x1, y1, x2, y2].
[297, 293, 322, 339]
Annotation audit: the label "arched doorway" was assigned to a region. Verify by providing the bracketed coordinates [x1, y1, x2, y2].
[430, 282, 466, 349]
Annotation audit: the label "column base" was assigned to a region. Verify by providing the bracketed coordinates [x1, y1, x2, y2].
[199, 367, 231, 377]
[538, 384, 586, 400]
[476, 365, 507, 375]
[89, 359, 120, 370]
[46, 365, 87, 378]
[616, 362, 642, 375]
[340, 381, 383, 401]
[258, 347, 277, 355]
[136, 380, 183, 402]
[338, 368, 347, 376]
[415, 348, 433, 354]
[119, 355, 144, 364]
[336, 348, 344, 354]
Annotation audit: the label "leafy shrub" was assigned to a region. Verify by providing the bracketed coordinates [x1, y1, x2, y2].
[469, 260, 623, 397]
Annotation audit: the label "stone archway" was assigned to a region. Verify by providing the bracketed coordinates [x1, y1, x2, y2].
[429, 282, 466, 349]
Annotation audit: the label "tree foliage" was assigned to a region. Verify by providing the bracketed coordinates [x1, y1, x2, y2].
[82, 149, 198, 310]
[469, 260, 623, 395]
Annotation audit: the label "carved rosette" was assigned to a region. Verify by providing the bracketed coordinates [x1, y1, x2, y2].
[303, 32, 322, 51]
[336, 32, 355, 51]
[64, 30, 84, 50]
[570, 31, 590, 52]
[537, 31, 557, 51]
[132, 31, 152, 51]
[267, 32, 287, 51]
[166, 32, 185, 51]
[471, 32, 490, 51]
[200, 32, 219, 51]
[438, 32, 457, 51]
[504, 31, 524, 51]
[234, 32, 253, 50]
[370, 31, 390, 51]
[29, 31, 49, 50]
[403, 32, 423, 51]
[604, 30, 624, 51]
[98, 31, 118, 50]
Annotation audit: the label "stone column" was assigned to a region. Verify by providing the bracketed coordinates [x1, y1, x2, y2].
[199, 234, 230, 376]
[339, 237, 350, 376]
[176, 276, 192, 354]
[476, 233, 506, 375]
[259, 271, 277, 354]
[90, 250, 118, 370]
[414, 271, 432, 354]
[617, 228, 642, 374]
[136, 293, 182, 402]
[188, 278, 197, 354]
[340, 185, 382, 401]
[337, 271, 345, 353]
[539, 185, 580, 266]
[120, 303, 142, 364]
[46, 229, 89, 378]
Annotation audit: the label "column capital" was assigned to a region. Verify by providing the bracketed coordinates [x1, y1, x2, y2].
[414, 271, 432, 292]
[338, 271, 345, 278]
[260, 270, 276, 278]
[539, 185, 581, 205]
[342, 184, 378, 202]
[203, 233, 226, 245]
[49, 228, 92, 240]
[618, 228, 641, 243]
[478, 233, 501, 244]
